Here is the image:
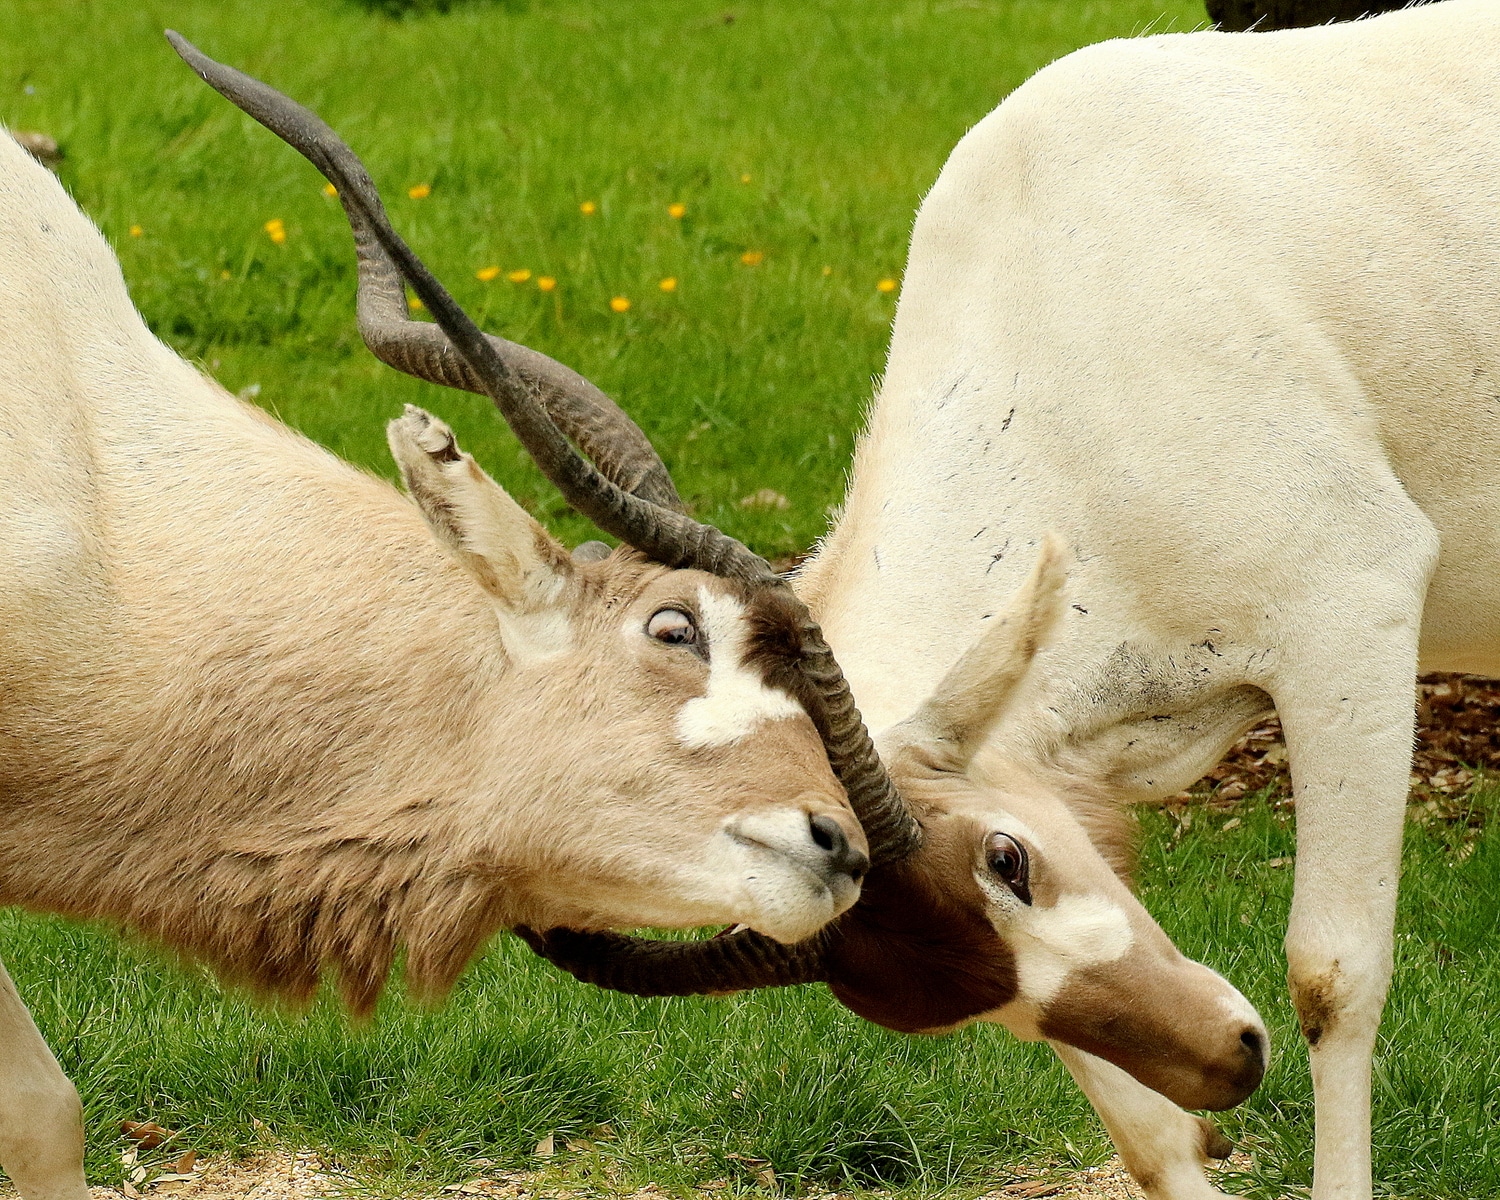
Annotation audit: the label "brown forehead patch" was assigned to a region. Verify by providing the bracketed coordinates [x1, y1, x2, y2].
[738, 582, 828, 721]
[735, 584, 1014, 1030]
[823, 812, 1017, 1033]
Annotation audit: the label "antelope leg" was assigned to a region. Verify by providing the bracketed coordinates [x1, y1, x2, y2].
[1050, 1041, 1237, 1199]
[0, 954, 88, 1200]
[1275, 630, 1420, 1200]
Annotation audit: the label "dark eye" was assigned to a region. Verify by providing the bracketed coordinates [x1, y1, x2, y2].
[647, 608, 698, 647]
[986, 833, 1032, 905]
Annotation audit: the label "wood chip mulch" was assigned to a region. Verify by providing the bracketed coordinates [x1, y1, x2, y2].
[1185, 672, 1500, 808]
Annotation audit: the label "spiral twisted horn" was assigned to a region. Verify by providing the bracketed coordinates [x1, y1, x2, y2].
[169, 33, 921, 994]
[515, 926, 833, 996]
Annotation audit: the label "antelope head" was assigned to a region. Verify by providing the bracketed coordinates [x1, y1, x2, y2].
[385, 404, 873, 941]
[168, 35, 921, 945]
[528, 540, 1268, 1113]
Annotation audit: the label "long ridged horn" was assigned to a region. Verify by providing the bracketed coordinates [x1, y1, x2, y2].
[343, 171, 681, 511]
[515, 926, 832, 995]
[168, 39, 921, 1001]
[166, 31, 678, 514]
[358, 299, 685, 512]
[170, 32, 756, 577]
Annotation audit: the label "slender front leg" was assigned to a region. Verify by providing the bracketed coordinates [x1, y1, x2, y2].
[1274, 623, 1423, 1200]
[1051, 1042, 1236, 1199]
[0, 955, 89, 1200]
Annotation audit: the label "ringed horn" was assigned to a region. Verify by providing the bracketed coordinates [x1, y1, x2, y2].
[166, 33, 921, 992]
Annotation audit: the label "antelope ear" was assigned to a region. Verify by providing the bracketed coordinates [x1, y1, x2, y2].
[885, 533, 1068, 771]
[388, 406, 573, 611]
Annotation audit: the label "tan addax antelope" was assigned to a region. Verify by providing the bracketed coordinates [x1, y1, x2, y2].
[536, 3, 1500, 1198]
[0, 36, 935, 1200]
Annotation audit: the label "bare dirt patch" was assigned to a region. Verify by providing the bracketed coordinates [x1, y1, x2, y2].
[0, 1152, 1170, 1200]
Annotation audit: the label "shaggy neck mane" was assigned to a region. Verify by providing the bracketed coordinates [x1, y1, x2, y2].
[0, 401, 529, 1016]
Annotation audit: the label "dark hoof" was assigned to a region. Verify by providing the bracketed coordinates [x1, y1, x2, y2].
[1199, 1117, 1235, 1161]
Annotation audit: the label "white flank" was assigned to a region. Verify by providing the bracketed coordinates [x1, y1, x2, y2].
[677, 588, 802, 748]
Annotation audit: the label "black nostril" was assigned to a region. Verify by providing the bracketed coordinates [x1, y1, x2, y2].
[809, 814, 869, 879]
[1240, 1028, 1265, 1061]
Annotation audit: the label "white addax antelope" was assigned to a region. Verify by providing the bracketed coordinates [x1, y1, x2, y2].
[1, 32, 1271, 1200]
[537, 3, 1500, 1198]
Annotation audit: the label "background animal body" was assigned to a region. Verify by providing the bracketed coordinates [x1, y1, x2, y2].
[1206, 0, 1441, 32]
[799, 2, 1500, 1195]
[3, 1, 1500, 1199]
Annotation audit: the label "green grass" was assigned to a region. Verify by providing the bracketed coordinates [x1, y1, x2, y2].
[5, 1, 1498, 1198]
[5, 798, 1499, 1198]
[1, 0, 1207, 556]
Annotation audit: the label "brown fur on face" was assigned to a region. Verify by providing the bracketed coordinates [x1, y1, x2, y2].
[824, 807, 1018, 1033]
[1037, 953, 1267, 1111]
[816, 754, 1132, 1036]
[814, 758, 1263, 1111]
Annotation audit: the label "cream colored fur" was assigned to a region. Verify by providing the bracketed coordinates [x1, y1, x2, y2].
[798, 3, 1500, 1196]
[0, 127, 867, 1198]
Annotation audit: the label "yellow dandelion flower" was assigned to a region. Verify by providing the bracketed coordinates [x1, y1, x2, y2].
[128, 224, 143, 238]
[537, 276, 557, 292]
[877, 277, 897, 293]
[507, 268, 532, 283]
[659, 277, 677, 292]
[579, 200, 597, 215]
[264, 218, 286, 244]
[740, 250, 764, 267]
[821, 265, 833, 277]
[609, 296, 631, 313]
[408, 183, 431, 200]
[668, 202, 686, 219]
[740, 173, 752, 184]
[476, 265, 501, 282]
[322, 182, 338, 198]
[219, 269, 232, 280]
[409, 296, 425, 312]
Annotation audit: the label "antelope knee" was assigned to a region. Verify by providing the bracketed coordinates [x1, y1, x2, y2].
[1287, 952, 1390, 1050]
[1288, 957, 1344, 1048]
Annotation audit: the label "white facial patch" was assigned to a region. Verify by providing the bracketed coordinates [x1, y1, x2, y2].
[999, 889, 1136, 1008]
[676, 587, 803, 748]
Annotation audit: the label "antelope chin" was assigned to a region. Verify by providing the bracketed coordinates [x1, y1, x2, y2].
[721, 847, 862, 944]
[717, 808, 866, 942]
[687, 822, 864, 942]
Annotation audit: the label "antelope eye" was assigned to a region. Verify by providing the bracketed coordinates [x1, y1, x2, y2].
[986, 833, 1032, 905]
[647, 608, 698, 647]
